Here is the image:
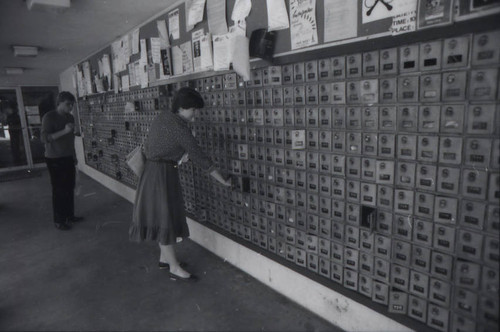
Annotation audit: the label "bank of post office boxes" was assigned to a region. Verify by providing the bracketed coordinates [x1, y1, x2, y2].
[434, 196, 458, 224]
[293, 62, 305, 83]
[294, 248, 306, 266]
[431, 251, 453, 280]
[360, 252, 374, 275]
[274, 128, 284, 146]
[331, 177, 345, 200]
[379, 77, 397, 103]
[347, 81, 361, 103]
[361, 183, 377, 206]
[478, 295, 500, 328]
[392, 239, 411, 266]
[361, 158, 376, 181]
[437, 166, 460, 195]
[305, 60, 318, 82]
[272, 108, 283, 126]
[346, 53, 362, 78]
[398, 76, 419, 102]
[398, 134, 417, 160]
[389, 291, 408, 316]
[346, 203, 360, 226]
[415, 192, 435, 220]
[456, 229, 483, 261]
[451, 314, 476, 332]
[380, 47, 398, 75]
[306, 85, 319, 105]
[439, 136, 463, 164]
[379, 106, 397, 131]
[319, 175, 331, 196]
[363, 51, 379, 76]
[282, 64, 293, 84]
[347, 156, 361, 179]
[306, 108, 319, 127]
[359, 229, 374, 252]
[412, 245, 432, 273]
[410, 270, 429, 298]
[429, 278, 452, 308]
[346, 132, 361, 155]
[345, 224, 360, 248]
[486, 205, 500, 233]
[254, 90, 264, 106]
[361, 79, 379, 103]
[294, 107, 306, 126]
[488, 173, 500, 203]
[283, 87, 293, 105]
[331, 56, 346, 80]
[375, 234, 391, 260]
[377, 210, 392, 236]
[472, 30, 500, 66]
[389, 263, 409, 291]
[295, 169, 306, 189]
[420, 40, 442, 71]
[319, 107, 331, 128]
[373, 280, 389, 305]
[332, 154, 345, 176]
[396, 161, 416, 187]
[332, 107, 346, 129]
[344, 269, 358, 291]
[307, 151, 319, 171]
[418, 105, 440, 133]
[408, 295, 428, 323]
[400, 44, 419, 73]
[468, 68, 498, 100]
[307, 193, 320, 215]
[346, 107, 362, 130]
[460, 200, 485, 230]
[483, 236, 499, 267]
[427, 304, 449, 332]
[443, 35, 470, 68]
[318, 84, 332, 105]
[332, 82, 346, 104]
[306, 213, 319, 235]
[318, 257, 330, 278]
[331, 241, 344, 264]
[376, 160, 395, 184]
[418, 136, 439, 163]
[331, 262, 343, 284]
[455, 261, 481, 290]
[442, 71, 467, 101]
[272, 87, 283, 105]
[319, 153, 332, 173]
[294, 86, 306, 105]
[454, 287, 478, 319]
[462, 169, 488, 200]
[393, 214, 413, 241]
[363, 133, 378, 156]
[319, 217, 331, 238]
[394, 189, 414, 215]
[374, 257, 390, 284]
[420, 73, 442, 102]
[344, 247, 359, 270]
[359, 274, 373, 298]
[377, 185, 394, 210]
[491, 138, 500, 169]
[318, 58, 332, 81]
[362, 107, 379, 131]
[482, 266, 499, 294]
[466, 104, 496, 135]
[440, 104, 464, 133]
[433, 223, 456, 253]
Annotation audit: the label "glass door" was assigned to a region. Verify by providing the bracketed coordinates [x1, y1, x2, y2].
[0, 86, 59, 172]
[0, 88, 29, 170]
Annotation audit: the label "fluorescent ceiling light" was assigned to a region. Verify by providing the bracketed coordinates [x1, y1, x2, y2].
[26, 0, 71, 12]
[13, 46, 39, 57]
[5, 67, 25, 75]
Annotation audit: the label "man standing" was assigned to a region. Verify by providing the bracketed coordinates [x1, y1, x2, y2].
[41, 91, 82, 230]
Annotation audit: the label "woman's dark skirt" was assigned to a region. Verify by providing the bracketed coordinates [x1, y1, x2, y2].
[129, 160, 189, 245]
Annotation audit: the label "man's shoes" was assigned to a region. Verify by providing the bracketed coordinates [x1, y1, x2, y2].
[54, 222, 71, 230]
[67, 216, 84, 222]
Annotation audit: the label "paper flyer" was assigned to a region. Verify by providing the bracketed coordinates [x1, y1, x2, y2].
[207, 0, 228, 35]
[213, 33, 231, 71]
[266, 0, 289, 31]
[168, 8, 180, 40]
[187, 0, 206, 28]
[192, 29, 214, 72]
[180, 41, 194, 74]
[289, 0, 318, 50]
[324, 0, 357, 42]
[157, 20, 170, 48]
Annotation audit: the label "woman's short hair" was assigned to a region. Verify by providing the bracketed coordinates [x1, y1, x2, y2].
[56, 91, 76, 106]
[171, 87, 204, 113]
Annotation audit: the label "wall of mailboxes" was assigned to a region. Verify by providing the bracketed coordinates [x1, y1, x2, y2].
[79, 29, 500, 332]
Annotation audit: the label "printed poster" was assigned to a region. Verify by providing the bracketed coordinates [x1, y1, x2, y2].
[417, 0, 454, 28]
[361, 0, 418, 35]
[289, 0, 318, 50]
